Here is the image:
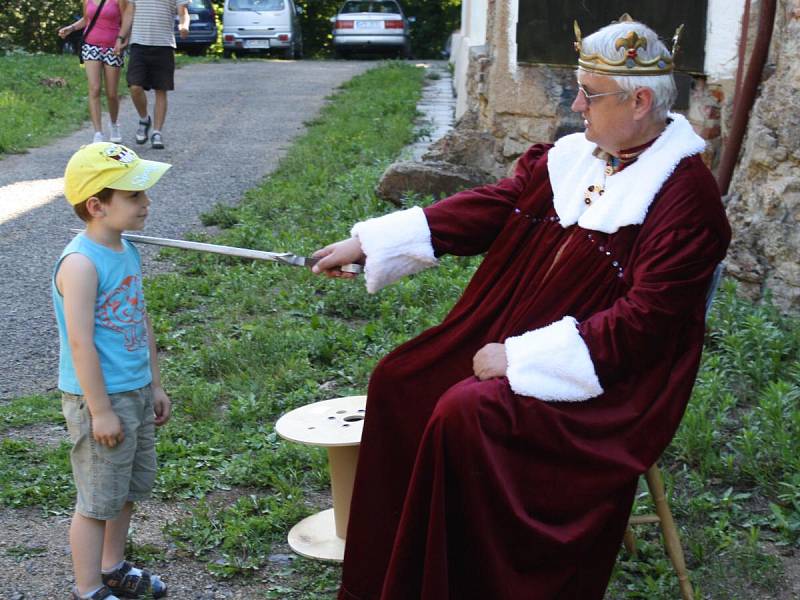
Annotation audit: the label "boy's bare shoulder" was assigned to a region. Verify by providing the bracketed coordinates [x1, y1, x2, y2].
[57, 253, 98, 289]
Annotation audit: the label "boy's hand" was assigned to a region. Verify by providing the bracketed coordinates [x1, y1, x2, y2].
[153, 386, 172, 426]
[92, 409, 125, 447]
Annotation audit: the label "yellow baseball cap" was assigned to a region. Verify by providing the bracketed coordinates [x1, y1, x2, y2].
[63, 142, 171, 205]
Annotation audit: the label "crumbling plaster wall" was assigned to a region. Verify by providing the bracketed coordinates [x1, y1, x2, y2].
[726, 0, 800, 310]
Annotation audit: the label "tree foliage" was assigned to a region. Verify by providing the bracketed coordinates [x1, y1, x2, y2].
[0, 0, 82, 54]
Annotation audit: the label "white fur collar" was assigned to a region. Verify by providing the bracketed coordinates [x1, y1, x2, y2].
[547, 113, 706, 234]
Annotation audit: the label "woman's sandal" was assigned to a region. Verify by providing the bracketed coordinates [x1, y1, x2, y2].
[101, 561, 167, 598]
[71, 585, 120, 600]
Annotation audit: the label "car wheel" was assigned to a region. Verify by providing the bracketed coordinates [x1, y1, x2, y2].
[334, 47, 349, 59]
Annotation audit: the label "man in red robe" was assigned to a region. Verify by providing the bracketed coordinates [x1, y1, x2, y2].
[313, 15, 731, 600]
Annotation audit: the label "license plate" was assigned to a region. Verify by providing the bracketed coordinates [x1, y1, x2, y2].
[244, 39, 270, 49]
[355, 20, 382, 29]
[190, 13, 199, 20]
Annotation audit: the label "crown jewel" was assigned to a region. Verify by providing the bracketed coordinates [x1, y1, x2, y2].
[574, 14, 683, 77]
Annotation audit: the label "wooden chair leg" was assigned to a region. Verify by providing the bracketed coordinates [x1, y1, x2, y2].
[644, 465, 694, 600]
[623, 526, 638, 557]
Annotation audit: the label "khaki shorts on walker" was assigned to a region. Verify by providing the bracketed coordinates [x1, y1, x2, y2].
[62, 385, 157, 520]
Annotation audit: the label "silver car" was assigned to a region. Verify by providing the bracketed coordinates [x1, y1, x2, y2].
[222, 0, 304, 59]
[331, 0, 414, 58]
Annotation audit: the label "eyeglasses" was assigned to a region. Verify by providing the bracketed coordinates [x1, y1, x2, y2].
[577, 83, 628, 106]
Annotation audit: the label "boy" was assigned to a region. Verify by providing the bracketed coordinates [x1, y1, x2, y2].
[55, 142, 172, 600]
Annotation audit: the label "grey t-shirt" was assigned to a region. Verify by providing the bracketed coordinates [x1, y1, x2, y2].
[130, 0, 189, 48]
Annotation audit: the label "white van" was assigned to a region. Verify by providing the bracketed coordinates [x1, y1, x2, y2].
[222, 0, 303, 59]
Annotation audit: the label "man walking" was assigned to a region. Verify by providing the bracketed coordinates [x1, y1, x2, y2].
[119, 0, 189, 149]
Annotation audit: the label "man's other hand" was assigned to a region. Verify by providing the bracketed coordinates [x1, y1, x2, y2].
[473, 343, 508, 380]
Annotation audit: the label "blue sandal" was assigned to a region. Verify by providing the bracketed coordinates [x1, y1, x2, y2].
[102, 561, 167, 598]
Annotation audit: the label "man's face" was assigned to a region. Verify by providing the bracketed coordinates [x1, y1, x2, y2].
[571, 71, 637, 153]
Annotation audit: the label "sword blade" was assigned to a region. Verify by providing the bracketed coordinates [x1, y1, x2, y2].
[68, 229, 363, 273]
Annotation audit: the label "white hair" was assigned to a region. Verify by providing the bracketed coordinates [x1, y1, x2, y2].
[580, 20, 678, 121]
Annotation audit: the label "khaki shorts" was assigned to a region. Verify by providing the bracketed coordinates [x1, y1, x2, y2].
[62, 385, 157, 520]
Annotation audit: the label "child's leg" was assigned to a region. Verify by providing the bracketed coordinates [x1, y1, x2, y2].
[70, 511, 106, 595]
[102, 501, 133, 570]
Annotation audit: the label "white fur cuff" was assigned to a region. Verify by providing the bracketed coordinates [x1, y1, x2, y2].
[351, 206, 438, 294]
[504, 316, 604, 402]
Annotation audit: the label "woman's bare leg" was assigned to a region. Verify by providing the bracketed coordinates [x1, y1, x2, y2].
[103, 63, 122, 124]
[85, 60, 104, 133]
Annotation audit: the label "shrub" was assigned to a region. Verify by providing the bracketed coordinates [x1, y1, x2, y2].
[1, 1, 82, 54]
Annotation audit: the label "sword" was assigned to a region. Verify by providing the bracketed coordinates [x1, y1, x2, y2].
[69, 229, 363, 274]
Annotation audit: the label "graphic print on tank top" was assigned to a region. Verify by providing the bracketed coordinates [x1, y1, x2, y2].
[96, 274, 148, 351]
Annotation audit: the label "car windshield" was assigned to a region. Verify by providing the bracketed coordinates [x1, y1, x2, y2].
[188, 0, 211, 8]
[228, 0, 285, 12]
[340, 1, 401, 14]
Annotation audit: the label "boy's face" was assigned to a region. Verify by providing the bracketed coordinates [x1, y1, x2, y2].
[94, 189, 151, 231]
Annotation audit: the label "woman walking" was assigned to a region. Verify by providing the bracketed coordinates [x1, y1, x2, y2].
[59, 0, 129, 144]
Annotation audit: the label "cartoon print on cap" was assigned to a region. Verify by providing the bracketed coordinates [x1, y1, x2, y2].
[104, 145, 137, 165]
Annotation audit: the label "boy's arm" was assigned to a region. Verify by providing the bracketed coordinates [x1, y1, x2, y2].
[146, 313, 171, 426]
[59, 254, 124, 448]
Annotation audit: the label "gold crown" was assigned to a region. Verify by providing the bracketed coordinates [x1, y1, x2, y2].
[573, 14, 683, 76]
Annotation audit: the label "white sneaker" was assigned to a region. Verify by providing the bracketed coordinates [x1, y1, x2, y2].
[93, 131, 105, 143]
[109, 122, 122, 143]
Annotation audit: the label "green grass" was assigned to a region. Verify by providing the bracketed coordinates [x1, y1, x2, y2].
[2, 59, 799, 596]
[0, 392, 62, 431]
[0, 54, 91, 154]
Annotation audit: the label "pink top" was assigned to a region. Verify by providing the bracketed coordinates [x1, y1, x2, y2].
[84, 0, 122, 49]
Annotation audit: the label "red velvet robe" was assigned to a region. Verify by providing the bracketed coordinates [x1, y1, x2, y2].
[338, 144, 731, 600]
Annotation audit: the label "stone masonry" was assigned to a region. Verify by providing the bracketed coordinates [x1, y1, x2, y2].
[726, 0, 800, 310]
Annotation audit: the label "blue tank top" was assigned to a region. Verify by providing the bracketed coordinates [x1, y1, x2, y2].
[53, 233, 152, 395]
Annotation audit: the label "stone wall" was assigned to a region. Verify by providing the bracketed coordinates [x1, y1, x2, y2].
[726, 0, 800, 310]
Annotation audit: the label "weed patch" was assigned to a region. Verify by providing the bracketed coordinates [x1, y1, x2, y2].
[0, 55, 103, 155]
[0, 393, 61, 431]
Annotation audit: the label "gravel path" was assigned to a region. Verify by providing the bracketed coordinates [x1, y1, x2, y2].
[0, 58, 373, 401]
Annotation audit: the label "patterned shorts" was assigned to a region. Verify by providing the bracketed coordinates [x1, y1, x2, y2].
[81, 43, 125, 68]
